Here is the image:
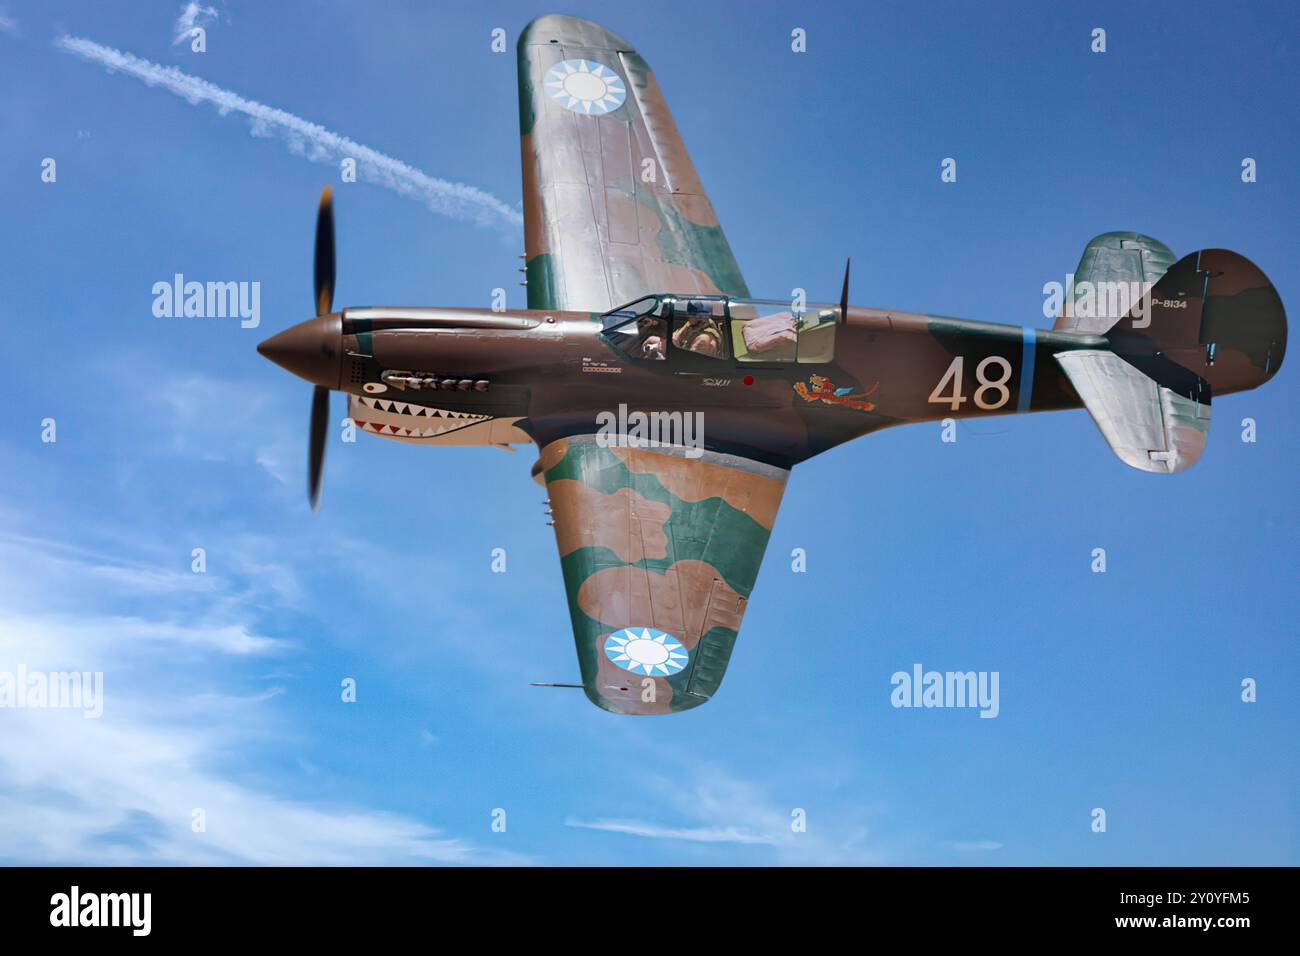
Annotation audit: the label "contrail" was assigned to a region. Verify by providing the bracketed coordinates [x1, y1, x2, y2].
[54, 35, 522, 233]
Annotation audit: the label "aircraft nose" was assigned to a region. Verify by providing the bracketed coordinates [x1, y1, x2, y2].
[257, 314, 344, 389]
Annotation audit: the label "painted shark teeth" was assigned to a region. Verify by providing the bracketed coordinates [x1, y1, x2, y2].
[352, 418, 487, 439]
[357, 396, 490, 420]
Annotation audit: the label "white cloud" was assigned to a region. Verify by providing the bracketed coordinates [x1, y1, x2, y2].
[0, 11, 17, 37]
[1, 613, 286, 658]
[566, 817, 775, 845]
[0, 704, 499, 864]
[950, 839, 1003, 852]
[255, 445, 292, 485]
[172, 2, 218, 46]
[0, 532, 213, 599]
[566, 764, 884, 864]
[0, 529, 300, 632]
[154, 372, 297, 486]
[53, 35, 522, 233]
[0, 523, 524, 865]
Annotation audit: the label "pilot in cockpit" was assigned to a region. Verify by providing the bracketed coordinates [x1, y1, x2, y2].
[671, 299, 723, 357]
[637, 315, 667, 360]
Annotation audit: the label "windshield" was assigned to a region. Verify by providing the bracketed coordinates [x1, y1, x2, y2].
[601, 296, 661, 330]
[602, 297, 669, 360]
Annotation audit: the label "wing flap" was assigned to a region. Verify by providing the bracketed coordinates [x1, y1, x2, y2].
[1055, 350, 1210, 473]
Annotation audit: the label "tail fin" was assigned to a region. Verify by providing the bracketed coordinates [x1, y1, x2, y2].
[1055, 248, 1286, 474]
[1106, 249, 1287, 396]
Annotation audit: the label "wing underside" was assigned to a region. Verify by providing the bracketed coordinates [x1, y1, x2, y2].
[539, 436, 786, 714]
[517, 15, 749, 314]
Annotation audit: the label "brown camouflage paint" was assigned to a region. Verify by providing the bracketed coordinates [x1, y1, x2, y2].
[542, 436, 785, 714]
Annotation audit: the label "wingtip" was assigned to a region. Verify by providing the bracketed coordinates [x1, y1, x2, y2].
[519, 14, 634, 53]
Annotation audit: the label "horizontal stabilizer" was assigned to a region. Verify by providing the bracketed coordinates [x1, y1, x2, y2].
[1054, 232, 1176, 334]
[1055, 350, 1209, 473]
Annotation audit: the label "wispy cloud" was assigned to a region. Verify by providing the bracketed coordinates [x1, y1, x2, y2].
[2, 613, 287, 657]
[155, 372, 296, 486]
[0, 523, 525, 865]
[53, 35, 522, 233]
[0, 700, 502, 864]
[172, 2, 218, 46]
[949, 839, 1003, 852]
[566, 817, 776, 845]
[0, 8, 18, 36]
[566, 764, 884, 864]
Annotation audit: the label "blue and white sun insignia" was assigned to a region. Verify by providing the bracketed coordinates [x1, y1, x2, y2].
[604, 627, 688, 677]
[545, 59, 627, 115]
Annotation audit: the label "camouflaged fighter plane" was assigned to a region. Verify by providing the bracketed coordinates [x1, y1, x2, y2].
[257, 14, 1287, 715]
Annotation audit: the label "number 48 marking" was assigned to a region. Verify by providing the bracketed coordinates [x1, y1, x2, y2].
[928, 355, 1013, 411]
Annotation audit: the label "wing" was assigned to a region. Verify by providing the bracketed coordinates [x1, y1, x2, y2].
[1055, 350, 1209, 473]
[517, 15, 749, 313]
[539, 436, 787, 714]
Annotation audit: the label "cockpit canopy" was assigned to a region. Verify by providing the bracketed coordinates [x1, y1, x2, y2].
[601, 294, 837, 363]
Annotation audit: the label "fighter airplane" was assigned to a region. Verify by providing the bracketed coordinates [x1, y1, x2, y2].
[257, 15, 1287, 714]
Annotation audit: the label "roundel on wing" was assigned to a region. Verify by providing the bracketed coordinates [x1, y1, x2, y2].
[604, 627, 688, 677]
[544, 59, 627, 115]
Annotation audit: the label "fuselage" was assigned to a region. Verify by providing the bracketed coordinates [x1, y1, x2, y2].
[256, 300, 1109, 468]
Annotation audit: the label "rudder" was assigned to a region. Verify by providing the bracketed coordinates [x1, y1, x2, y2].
[1107, 248, 1287, 397]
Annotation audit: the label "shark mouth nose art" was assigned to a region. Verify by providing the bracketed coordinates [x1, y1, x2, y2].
[351, 395, 492, 439]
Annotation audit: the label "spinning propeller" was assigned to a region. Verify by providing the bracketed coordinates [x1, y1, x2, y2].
[308, 187, 335, 511]
[256, 187, 344, 512]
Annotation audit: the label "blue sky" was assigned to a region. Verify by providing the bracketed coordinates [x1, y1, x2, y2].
[0, 0, 1294, 864]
